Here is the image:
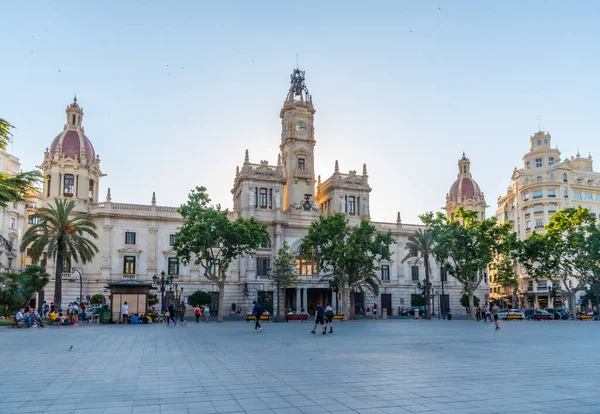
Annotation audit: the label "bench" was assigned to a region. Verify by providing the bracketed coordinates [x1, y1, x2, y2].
[578, 313, 594, 320]
[285, 314, 308, 322]
[333, 314, 344, 320]
[246, 314, 270, 322]
[10, 316, 26, 328]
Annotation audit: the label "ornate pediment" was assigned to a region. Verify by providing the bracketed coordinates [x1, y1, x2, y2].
[339, 171, 371, 190]
[162, 247, 177, 258]
[236, 161, 285, 185]
[117, 246, 142, 258]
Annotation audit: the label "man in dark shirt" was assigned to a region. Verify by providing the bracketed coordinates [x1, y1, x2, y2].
[252, 301, 263, 332]
[311, 301, 326, 335]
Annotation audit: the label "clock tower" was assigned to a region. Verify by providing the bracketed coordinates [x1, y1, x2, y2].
[280, 68, 316, 211]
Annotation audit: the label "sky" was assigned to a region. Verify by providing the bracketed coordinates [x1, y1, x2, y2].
[2, 1, 600, 224]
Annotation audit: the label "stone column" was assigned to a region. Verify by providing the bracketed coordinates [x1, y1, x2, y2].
[101, 220, 113, 280]
[295, 288, 301, 312]
[331, 290, 336, 309]
[302, 288, 308, 311]
[147, 225, 158, 277]
[275, 224, 283, 252]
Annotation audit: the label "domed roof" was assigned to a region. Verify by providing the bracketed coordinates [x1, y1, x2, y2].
[448, 176, 481, 201]
[50, 130, 95, 166]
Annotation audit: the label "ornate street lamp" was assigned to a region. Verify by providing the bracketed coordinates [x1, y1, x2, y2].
[152, 271, 174, 313]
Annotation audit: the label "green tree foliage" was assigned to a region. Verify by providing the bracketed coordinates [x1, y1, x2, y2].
[0, 118, 14, 150]
[187, 290, 212, 308]
[21, 199, 99, 307]
[303, 213, 395, 320]
[423, 208, 514, 321]
[460, 292, 480, 308]
[411, 294, 425, 307]
[519, 207, 600, 315]
[0, 265, 50, 314]
[270, 240, 300, 313]
[402, 228, 435, 319]
[90, 294, 104, 305]
[173, 187, 269, 322]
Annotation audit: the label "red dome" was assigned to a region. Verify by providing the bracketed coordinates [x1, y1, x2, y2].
[50, 130, 95, 166]
[448, 176, 481, 201]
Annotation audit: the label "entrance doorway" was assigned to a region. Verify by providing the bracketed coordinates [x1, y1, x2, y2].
[258, 291, 273, 314]
[210, 292, 219, 314]
[354, 291, 364, 315]
[440, 294, 449, 316]
[381, 294, 392, 316]
[307, 288, 330, 315]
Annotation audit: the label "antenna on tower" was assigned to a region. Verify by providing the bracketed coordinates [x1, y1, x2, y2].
[538, 115, 541, 132]
[296, 54, 299, 69]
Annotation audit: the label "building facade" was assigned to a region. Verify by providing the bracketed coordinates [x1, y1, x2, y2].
[32, 70, 488, 316]
[494, 130, 599, 309]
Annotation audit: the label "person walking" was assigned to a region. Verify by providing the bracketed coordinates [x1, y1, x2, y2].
[121, 302, 129, 324]
[484, 304, 492, 322]
[167, 303, 177, 326]
[492, 304, 501, 330]
[311, 301, 327, 335]
[194, 305, 201, 323]
[372, 304, 378, 320]
[325, 303, 334, 333]
[179, 301, 186, 325]
[252, 301, 263, 332]
[203, 304, 210, 323]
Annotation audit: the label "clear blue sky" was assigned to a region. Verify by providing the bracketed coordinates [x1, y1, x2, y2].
[2, 1, 600, 223]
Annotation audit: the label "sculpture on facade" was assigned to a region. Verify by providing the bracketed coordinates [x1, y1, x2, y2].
[249, 187, 256, 207]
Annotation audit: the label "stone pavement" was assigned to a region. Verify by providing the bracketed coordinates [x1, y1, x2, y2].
[1, 318, 599, 414]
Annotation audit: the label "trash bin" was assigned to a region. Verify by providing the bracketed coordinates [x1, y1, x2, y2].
[382, 308, 388, 319]
[447, 312, 452, 321]
[100, 309, 112, 324]
[415, 309, 420, 319]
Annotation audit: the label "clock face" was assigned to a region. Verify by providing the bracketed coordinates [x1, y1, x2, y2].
[295, 121, 308, 135]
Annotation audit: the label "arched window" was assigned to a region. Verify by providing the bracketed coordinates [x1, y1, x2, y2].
[537, 176, 542, 182]
[296, 244, 315, 275]
[563, 173, 568, 182]
[72, 114, 76, 126]
[46, 175, 51, 197]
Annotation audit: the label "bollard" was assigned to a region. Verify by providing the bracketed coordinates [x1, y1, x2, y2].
[382, 308, 388, 320]
[415, 309, 420, 319]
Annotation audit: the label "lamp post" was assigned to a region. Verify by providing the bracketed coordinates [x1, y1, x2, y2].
[269, 267, 285, 323]
[417, 280, 432, 318]
[431, 289, 437, 317]
[152, 271, 174, 313]
[72, 268, 83, 305]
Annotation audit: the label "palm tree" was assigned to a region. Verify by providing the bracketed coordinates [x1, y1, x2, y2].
[21, 199, 99, 307]
[402, 228, 435, 319]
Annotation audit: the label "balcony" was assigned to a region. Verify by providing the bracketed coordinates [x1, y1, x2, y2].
[121, 274, 137, 280]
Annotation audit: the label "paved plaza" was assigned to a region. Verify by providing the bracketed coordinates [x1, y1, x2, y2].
[1, 318, 599, 414]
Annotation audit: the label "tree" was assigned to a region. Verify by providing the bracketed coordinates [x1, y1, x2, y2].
[423, 208, 513, 321]
[90, 294, 104, 305]
[270, 240, 300, 316]
[488, 225, 520, 308]
[402, 228, 435, 319]
[0, 265, 50, 314]
[303, 213, 395, 320]
[173, 186, 269, 322]
[460, 292, 480, 308]
[187, 290, 212, 308]
[20, 199, 99, 307]
[519, 207, 600, 316]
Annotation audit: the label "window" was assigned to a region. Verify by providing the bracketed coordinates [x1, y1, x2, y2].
[63, 174, 75, 196]
[535, 219, 544, 229]
[259, 188, 268, 209]
[348, 196, 356, 215]
[123, 256, 136, 274]
[26, 248, 32, 258]
[564, 188, 568, 198]
[526, 161, 530, 169]
[544, 139, 548, 144]
[46, 175, 51, 197]
[547, 189, 556, 198]
[258, 237, 271, 249]
[536, 176, 542, 183]
[169, 234, 176, 246]
[596, 194, 600, 202]
[296, 245, 315, 275]
[297, 158, 305, 171]
[268, 189, 273, 209]
[7, 258, 13, 269]
[72, 114, 76, 126]
[527, 280, 534, 291]
[533, 190, 542, 199]
[125, 232, 136, 245]
[168, 257, 179, 275]
[585, 193, 593, 201]
[563, 173, 568, 182]
[9, 217, 16, 230]
[574, 192, 582, 200]
[381, 265, 390, 281]
[88, 180, 94, 201]
[549, 157, 554, 166]
[411, 265, 419, 281]
[537, 140, 541, 146]
[537, 280, 547, 290]
[440, 266, 447, 282]
[463, 165, 467, 174]
[210, 259, 221, 276]
[535, 158, 542, 167]
[256, 257, 270, 276]
[526, 221, 531, 230]
[357, 197, 360, 215]
[524, 193, 530, 201]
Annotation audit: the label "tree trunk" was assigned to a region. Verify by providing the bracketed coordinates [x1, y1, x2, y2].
[595, 290, 600, 321]
[342, 287, 350, 320]
[349, 289, 356, 320]
[424, 260, 431, 320]
[568, 292, 576, 317]
[54, 253, 63, 309]
[468, 291, 476, 321]
[217, 282, 225, 322]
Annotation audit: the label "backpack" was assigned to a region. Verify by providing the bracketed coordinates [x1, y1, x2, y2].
[255, 304, 264, 316]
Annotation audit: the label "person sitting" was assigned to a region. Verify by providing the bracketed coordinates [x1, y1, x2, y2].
[130, 314, 139, 324]
[15, 308, 32, 327]
[49, 310, 59, 324]
[140, 314, 148, 324]
[29, 309, 45, 327]
[146, 315, 153, 324]
[300, 307, 308, 315]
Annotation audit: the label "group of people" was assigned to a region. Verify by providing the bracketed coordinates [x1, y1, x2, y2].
[128, 313, 153, 324]
[193, 304, 211, 323]
[470, 303, 501, 330]
[357, 304, 379, 319]
[15, 306, 44, 327]
[48, 302, 86, 325]
[311, 301, 335, 334]
[165, 302, 187, 325]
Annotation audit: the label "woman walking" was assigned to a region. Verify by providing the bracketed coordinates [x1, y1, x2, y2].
[194, 305, 201, 323]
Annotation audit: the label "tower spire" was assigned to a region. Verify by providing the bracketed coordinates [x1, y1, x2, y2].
[334, 160, 339, 173]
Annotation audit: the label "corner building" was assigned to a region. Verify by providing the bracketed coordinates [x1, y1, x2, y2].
[38, 71, 488, 316]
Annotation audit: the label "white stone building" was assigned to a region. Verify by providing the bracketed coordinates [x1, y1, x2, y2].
[495, 130, 600, 309]
[34, 70, 488, 316]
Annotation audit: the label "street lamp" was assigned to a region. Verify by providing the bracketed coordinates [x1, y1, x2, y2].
[152, 271, 174, 313]
[417, 280, 432, 318]
[72, 268, 83, 304]
[268, 267, 285, 323]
